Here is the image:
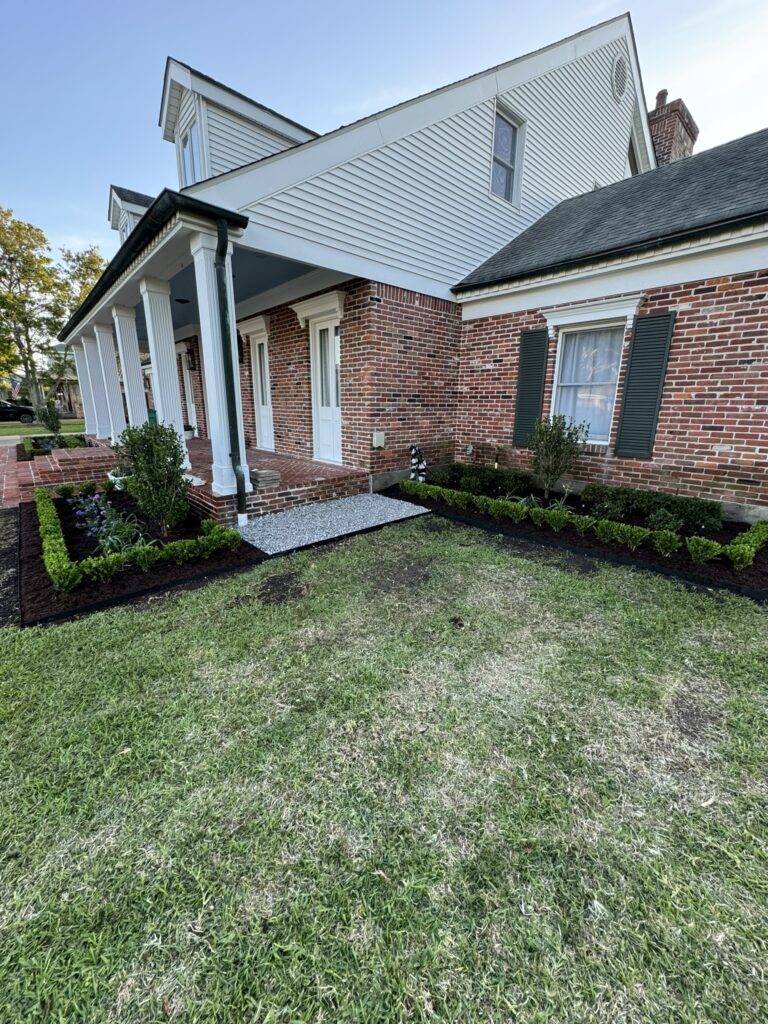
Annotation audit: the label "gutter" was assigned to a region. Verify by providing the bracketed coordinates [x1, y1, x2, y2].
[214, 219, 247, 522]
[59, 188, 248, 341]
[452, 207, 768, 297]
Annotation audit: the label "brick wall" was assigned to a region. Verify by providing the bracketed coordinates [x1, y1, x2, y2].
[233, 279, 461, 474]
[455, 269, 768, 511]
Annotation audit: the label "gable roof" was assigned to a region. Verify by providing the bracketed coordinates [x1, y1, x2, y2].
[184, 13, 654, 206]
[110, 186, 154, 208]
[159, 57, 317, 144]
[455, 127, 768, 292]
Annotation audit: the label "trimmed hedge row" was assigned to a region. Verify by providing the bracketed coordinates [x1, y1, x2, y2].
[34, 488, 242, 591]
[581, 481, 723, 533]
[427, 464, 532, 499]
[400, 480, 768, 571]
[21, 434, 88, 459]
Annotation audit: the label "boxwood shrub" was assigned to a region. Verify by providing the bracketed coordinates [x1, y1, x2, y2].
[34, 488, 242, 592]
[399, 480, 768, 573]
[581, 482, 723, 533]
[426, 463, 533, 499]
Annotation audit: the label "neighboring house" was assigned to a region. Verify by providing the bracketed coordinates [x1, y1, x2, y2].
[60, 12, 767, 524]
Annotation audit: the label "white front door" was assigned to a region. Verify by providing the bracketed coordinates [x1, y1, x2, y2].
[310, 318, 342, 463]
[252, 335, 274, 450]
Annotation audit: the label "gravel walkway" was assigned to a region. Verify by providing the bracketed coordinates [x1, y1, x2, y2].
[239, 493, 429, 555]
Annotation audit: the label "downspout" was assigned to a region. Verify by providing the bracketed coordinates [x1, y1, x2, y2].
[214, 218, 247, 521]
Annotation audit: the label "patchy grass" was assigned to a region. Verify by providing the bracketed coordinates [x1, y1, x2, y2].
[0, 518, 766, 1022]
[0, 419, 84, 437]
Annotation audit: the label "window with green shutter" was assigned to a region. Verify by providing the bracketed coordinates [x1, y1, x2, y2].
[513, 328, 549, 447]
[614, 312, 676, 458]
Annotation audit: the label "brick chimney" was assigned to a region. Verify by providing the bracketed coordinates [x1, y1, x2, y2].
[648, 89, 699, 165]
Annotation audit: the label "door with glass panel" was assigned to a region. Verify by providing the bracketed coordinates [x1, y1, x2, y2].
[552, 326, 624, 444]
[252, 335, 274, 451]
[310, 318, 342, 463]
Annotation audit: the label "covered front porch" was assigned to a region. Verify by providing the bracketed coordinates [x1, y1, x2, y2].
[59, 189, 362, 524]
[185, 439, 368, 526]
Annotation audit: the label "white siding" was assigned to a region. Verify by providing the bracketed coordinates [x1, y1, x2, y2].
[177, 89, 197, 137]
[206, 104, 293, 176]
[245, 38, 636, 286]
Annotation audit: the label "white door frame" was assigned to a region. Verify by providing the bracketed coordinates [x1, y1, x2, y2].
[240, 314, 274, 451]
[309, 315, 342, 463]
[289, 290, 346, 465]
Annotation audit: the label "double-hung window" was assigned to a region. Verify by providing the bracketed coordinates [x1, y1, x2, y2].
[552, 326, 623, 444]
[181, 121, 200, 186]
[491, 108, 519, 202]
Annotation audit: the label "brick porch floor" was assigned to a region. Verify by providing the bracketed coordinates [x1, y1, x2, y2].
[184, 438, 370, 525]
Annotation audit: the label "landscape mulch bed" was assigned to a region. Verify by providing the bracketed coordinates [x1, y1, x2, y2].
[388, 487, 768, 602]
[18, 494, 267, 626]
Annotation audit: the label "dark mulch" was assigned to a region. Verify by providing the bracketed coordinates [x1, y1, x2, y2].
[389, 487, 768, 602]
[0, 508, 20, 627]
[18, 498, 266, 627]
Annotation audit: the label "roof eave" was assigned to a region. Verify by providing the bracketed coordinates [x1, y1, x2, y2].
[452, 208, 768, 296]
[59, 189, 249, 342]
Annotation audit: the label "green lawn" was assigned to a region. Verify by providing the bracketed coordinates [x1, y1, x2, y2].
[1, 518, 766, 1023]
[0, 419, 85, 437]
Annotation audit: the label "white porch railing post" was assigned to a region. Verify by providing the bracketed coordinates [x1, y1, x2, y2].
[138, 277, 190, 468]
[112, 305, 148, 427]
[71, 340, 97, 436]
[81, 335, 111, 439]
[189, 231, 251, 497]
[93, 323, 127, 443]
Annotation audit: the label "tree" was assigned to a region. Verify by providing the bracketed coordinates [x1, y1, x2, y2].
[529, 415, 590, 500]
[0, 207, 104, 407]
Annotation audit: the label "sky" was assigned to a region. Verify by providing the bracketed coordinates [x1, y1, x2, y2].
[1, 0, 766, 262]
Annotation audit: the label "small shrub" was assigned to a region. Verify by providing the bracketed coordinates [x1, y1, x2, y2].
[581, 482, 723, 533]
[544, 508, 570, 532]
[593, 519, 623, 545]
[79, 481, 97, 496]
[529, 415, 589, 500]
[686, 536, 723, 564]
[652, 530, 682, 558]
[613, 523, 651, 551]
[34, 400, 62, 441]
[55, 483, 75, 498]
[571, 514, 596, 537]
[528, 507, 549, 528]
[725, 544, 755, 570]
[115, 422, 188, 537]
[498, 500, 529, 524]
[646, 508, 684, 533]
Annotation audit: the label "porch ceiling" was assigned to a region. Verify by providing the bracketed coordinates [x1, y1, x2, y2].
[132, 247, 315, 350]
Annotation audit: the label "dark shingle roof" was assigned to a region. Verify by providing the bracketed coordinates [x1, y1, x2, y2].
[110, 185, 155, 208]
[455, 127, 768, 292]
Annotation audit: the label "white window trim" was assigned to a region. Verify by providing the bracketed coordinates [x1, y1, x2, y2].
[290, 289, 346, 328]
[489, 100, 526, 209]
[546, 295, 642, 447]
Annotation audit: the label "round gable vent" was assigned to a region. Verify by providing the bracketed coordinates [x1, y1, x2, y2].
[612, 55, 628, 100]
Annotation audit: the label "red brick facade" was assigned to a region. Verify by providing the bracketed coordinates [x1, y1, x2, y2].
[456, 269, 768, 511]
[648, 89, 699, 166]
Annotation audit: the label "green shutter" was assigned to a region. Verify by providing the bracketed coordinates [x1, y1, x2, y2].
[614, 312, 676, 458]
[512, 328, 549, 447]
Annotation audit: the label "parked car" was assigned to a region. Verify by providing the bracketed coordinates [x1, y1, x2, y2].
[0, 399, 35, 424]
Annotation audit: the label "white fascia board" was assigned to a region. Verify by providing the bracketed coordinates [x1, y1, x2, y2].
[237, 221, 456, 301]
[542, 294, 644, 337]
[624, 15, 656, 170]
[160, 63, 192, 141]
[459, 227, 768, 320]
[185, 15, 634, 211]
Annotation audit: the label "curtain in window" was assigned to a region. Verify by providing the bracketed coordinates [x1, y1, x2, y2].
[553, 327, 623, 443]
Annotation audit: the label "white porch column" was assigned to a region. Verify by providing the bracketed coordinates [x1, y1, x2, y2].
[93, 323, 127, 442]
[112, 305, 148, 426]
[138, 277, 189, 467]
[81, 335, 111, 439]
[190, 231, 251, 497]
[71, 340, 97, 436]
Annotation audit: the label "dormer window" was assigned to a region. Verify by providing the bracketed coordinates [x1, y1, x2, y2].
[181, 121, 201, 186]
[490, 104, 524, 204]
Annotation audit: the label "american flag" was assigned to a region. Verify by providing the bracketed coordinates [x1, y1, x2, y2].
[10, 379, 22, 399]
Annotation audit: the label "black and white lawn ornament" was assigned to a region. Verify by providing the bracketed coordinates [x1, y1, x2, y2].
[409, 444, 427, 482]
